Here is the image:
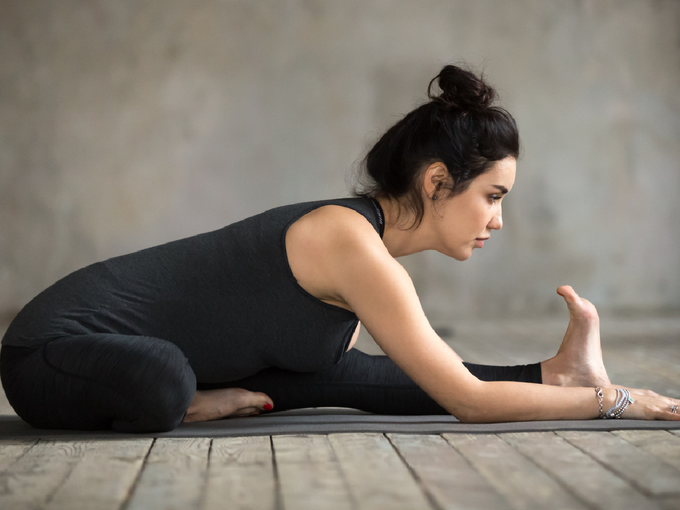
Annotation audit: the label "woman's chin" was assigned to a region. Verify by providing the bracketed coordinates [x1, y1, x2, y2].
[449, 249, 473, 261]
[436, 244, 473, 261]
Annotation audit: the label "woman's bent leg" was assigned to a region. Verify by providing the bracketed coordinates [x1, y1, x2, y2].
[0, 334, 196, 432]
[197, 350, 541, 415]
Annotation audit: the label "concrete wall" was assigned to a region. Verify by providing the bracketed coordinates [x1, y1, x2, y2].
[1, 0, 679, 322]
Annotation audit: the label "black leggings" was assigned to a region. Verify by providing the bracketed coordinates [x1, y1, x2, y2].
[0, 335, 542, 433]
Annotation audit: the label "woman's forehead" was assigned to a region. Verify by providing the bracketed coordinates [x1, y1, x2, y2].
[474, 157, 516, 189]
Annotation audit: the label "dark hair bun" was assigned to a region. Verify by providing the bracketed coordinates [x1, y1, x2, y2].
[428, 65, 496, 112]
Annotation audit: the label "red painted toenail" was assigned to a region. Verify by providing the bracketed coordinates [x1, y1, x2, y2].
[263, 403, 273, 411]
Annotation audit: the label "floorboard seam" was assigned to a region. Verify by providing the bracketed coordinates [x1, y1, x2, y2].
[556, 432, 655, 498]
[328, 433, 359, 510]
[42, 441, 87, 507]
[0, 438, 38, 475]
[270, 435, 284, 510]
[198, 438, 214, 510]
[385, 433, 441, 510]
[613, 430, 680, 475]
[496, 432, 600, 510]
[120, 437, 155, 510]
[440, 433, 514, 508]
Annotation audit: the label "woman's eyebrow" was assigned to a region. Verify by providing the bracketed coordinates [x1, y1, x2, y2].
[492, 185, 509, 194]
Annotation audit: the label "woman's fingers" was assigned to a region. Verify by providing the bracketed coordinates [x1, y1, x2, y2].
[658, 398, 680, 420]
[626, 395, 680, 420]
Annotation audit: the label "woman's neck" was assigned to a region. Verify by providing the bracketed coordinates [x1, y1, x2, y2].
[374, 196, 434, 258]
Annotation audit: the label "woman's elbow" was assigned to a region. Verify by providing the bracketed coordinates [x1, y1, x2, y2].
[444, 385, 487, 423]
[449, 405, 484, 423]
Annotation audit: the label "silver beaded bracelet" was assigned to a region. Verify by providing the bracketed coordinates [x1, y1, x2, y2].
[604, 388, 634, 419]
[594, 386, 604, 418]
[595, 386, 634, 419]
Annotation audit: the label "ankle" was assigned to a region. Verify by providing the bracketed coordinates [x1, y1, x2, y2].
[186, 390, 205, 414]
[540, 358, 569, 386]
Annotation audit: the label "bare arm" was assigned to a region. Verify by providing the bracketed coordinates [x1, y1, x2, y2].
[321, 212, 679, 422]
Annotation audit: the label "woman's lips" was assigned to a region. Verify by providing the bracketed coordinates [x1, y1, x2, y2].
[475, 238, 489, 248]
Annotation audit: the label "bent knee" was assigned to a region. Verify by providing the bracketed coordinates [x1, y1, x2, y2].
[115, 358, 197, 433]
[1, 338, 198, 433]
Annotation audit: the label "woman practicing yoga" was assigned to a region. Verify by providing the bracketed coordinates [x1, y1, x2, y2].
[1, 65, 678, 432]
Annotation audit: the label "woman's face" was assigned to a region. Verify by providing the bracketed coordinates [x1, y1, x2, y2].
[432, 157, 516, 261]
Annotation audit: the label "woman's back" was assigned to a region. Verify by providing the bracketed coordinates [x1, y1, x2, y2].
[2, 197, 383, 382]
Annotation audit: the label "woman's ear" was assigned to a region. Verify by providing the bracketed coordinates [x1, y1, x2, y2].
[422, 162, 451, 199]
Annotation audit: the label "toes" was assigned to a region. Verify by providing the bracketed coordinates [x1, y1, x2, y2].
[557, 285, 585, 313]
[255, 392, 274, 412]
[234, 394, 273, 417]
[557, 286, 600, 321]
[557, 285, 579, 302]
[234, 389, 273, 412]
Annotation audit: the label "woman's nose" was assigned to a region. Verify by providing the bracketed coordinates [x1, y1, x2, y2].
[488, 211, 503, 230]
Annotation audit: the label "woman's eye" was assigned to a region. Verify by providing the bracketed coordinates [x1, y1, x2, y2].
[489, 195, 501, 202]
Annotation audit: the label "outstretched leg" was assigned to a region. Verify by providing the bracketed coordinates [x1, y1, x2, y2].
[197, 351, 542, 415]
[195, 285, 660, 417]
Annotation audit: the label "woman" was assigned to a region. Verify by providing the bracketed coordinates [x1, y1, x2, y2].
[1, 65, 678, 432]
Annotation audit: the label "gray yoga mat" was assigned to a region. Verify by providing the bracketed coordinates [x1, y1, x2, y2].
[1, 409, 679, 439]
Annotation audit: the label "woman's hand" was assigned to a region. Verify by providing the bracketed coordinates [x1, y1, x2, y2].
[601, 385, 680, 420]
[617, 390, 680, 420]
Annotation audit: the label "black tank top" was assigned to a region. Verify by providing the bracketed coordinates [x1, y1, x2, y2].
[2, 197, 385, 383]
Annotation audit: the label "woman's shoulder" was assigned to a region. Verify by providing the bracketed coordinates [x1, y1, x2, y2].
[289, 202, 383, 250]
[257, 196, 382, 238]
[285, 200, 391, 308]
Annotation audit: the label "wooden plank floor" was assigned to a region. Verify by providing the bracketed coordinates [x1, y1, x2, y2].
[1, 317, 679, 509]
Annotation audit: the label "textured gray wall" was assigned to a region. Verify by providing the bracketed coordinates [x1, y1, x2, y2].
[1, 0, 679, 322]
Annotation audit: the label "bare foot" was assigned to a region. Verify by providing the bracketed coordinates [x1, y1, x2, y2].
[541, 285, 611, 388]
[183, 388, 273, 423]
